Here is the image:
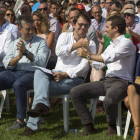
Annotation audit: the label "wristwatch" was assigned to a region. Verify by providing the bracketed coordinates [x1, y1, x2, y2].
[87, 54, 91, 60]
[25, 49, 30, 55]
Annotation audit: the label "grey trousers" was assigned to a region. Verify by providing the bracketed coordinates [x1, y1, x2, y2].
[70, 77, 129, 125]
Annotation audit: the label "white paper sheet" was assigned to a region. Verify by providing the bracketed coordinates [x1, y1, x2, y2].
[32, 66, 53, 75]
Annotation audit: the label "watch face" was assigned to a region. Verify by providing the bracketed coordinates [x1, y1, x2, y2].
[87, 55, 91, 60]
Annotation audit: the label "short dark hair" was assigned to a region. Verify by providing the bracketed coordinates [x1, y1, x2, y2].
[21, 3, 32, 12]
[50, 2, 58, 8]
[17, 14, 33, 29]
[69, 7, 82, 15]
[106, 15, 126, 34]
[110, 1, 122, 10]
[81, 0, 88, 4]
[136, 1, 140, 7]
[73, 13, 91, 25]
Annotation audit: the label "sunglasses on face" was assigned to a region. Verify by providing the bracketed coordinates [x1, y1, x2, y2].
[77, 23, 89, 29]
[6, 13, 14, 16]
[93, 2, 99, 4]
[124, 13, 132, 17]
[38, 7, 47, 11]
[69, 3, 76, 6]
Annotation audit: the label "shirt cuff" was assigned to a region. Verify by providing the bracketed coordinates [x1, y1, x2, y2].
[91, 61, 105, 70]
[65, 69, 76, 78]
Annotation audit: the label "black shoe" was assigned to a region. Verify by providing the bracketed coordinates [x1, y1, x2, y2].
[27, 103, 50, 117]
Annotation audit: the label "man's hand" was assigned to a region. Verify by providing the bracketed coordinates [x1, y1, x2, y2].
[77, 47, 90, 58]
[97, 31, 105, 44]
[81, 38, 89, 49]
[53, 72, 69, 82]
[16, 40, 26, 55]
[18, 50, 23, 59]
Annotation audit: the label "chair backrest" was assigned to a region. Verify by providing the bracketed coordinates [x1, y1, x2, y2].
[45, 49, 51, 66]
[134, 52, 140, 81]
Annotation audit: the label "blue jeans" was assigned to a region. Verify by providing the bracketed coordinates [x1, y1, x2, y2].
[27, 69, 84, 131]
[0, 70, 34, 119]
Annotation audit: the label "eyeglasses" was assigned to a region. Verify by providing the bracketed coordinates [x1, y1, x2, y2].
[93, 2, 99, 4]
[69, 3, 76, 6]
[92, 11, 101, 14]
[124, 13, 132, 17]
[77, 23, 89, 28]
[38, 8, 47, 11]
[6, 13, 14, 16]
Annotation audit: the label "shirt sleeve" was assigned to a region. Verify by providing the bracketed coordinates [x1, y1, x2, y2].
[55, 33, 73, 57]
[3, 41, 16, 69]
[91, 61, 105, 70]
[12, 25, 20, 39]
[0, 32, 15, 61]
[66, 58, 90, 78]
[101, 39, 136, 64]
[32, 39, 49, 67]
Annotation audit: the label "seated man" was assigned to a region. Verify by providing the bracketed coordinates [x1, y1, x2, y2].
[0, 14, 49, 130]
[19, 13, 97, 136]
[0, 29, 14, 72]
[70, 15, 136, 137]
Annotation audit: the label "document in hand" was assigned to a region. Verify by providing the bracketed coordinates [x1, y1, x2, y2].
[32, 66, 53, 74]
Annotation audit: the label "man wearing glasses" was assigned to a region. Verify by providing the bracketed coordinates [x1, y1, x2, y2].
[19, 13, 97, 136]
[38, 3, 61, 40]
[93, 0, 100, 6]
[124, 8, 140, 43]
[68, 0, 77, 7]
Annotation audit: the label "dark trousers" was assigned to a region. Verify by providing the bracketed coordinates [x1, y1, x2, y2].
[0, 70, 34, 119]
[70, 77, 129, 125]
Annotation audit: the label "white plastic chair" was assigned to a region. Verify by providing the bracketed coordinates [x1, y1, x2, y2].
[0, 89, 10, 119]
[89, 96, 123, 136]
[27, 89, 70, 132]
[123, 110, 131, 139]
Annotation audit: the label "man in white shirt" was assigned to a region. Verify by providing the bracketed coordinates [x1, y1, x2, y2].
[0, 29, 14, 72]
[102, 0, 113, 18]
[70, 15, 136, 137]
[19, 13, 97, 136]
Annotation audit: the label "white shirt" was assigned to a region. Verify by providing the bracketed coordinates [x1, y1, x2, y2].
[55, 32, 97, 78]
[91, 19, 100, 31]
[0, 29, 15, 67]
[92, 35, 136, 83]
[102, 8, 107, 18]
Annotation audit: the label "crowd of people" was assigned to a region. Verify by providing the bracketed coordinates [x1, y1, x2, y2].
[0, 0, 140, 140]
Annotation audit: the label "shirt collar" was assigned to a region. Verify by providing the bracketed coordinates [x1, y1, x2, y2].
[1, 21, 9, 28]
[128, 22, 136, 30]
[110, 35, 125, 46]
[19, 34, 35, 44]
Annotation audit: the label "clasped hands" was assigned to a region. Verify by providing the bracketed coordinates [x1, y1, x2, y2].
[16, 40, 26, 59]
[53, 72, 67, 82]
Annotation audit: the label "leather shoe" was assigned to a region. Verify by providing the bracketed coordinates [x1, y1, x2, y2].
[27, 103, 50, 117]
[19, 126, 34, 136]
[78, 127, 97, 137]
[108, 124, 117, 136]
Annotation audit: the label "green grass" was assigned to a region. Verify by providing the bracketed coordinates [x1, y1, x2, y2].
[0, 93, 133, 140]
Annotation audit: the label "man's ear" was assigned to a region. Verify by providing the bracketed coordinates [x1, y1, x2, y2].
[114, 26, 118, 32]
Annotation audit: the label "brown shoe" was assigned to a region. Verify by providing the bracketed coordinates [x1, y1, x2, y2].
[19, 126, 34, 136]
[78, 127, 97, 137]
[50, 98, 62, 108]
[108, 124, 117, 136]
[27, 103, 50, 118]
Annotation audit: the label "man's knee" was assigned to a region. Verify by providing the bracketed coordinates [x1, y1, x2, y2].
[13, 80, 23, 89]
[103, 97, 114, 108]
[127, 84, 136, 96]
[70, 86, 79, 99]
